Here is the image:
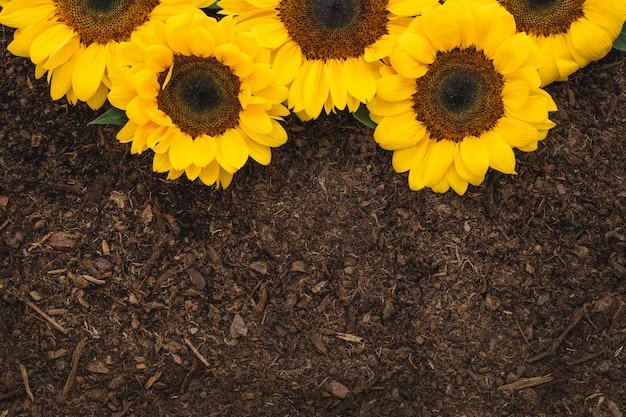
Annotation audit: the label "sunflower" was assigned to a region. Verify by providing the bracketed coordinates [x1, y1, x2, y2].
[108, 14, 289, 188]
[218, 0, 439, 121]
[495, 0, 626, 85]
[0, 0, 213, 109]
[367, 0, 557, 195]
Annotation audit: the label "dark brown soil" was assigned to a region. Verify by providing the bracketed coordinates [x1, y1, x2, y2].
[1, 26, 625, 417]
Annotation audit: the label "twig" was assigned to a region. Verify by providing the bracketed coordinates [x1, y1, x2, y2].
[607, 399, 624, 417]
[184, 338, 210, 367]
[63, 337, 88, 397]
[8, 288, 70, 335]
[112, 400, 132, 417]
[18, 363, 34, 402]
[497, 375, 553, 391]
[527, 304, 587, 363]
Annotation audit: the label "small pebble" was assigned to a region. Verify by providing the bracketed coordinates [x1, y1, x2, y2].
[329, 380, 350, 399]
[230, 314, 248, 338]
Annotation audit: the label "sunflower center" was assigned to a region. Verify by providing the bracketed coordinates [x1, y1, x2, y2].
[278, 0, 390, 60]
[497, 0, 585, 36]
[413, 47, 504, 143]
[53, 0, 160, 44]
[313, 0, 357, 29]
[157, 55, 242, 138]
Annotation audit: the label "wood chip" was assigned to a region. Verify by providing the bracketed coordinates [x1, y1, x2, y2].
[18, 363, 34, 402]
[141, 204, 153, 225]
[49, 231, 76, 250]
[186, 268, 206, 290]
[8, 288, 70, 334]
[144, 371, 162, 390]
[497, 375, 553, 391]
[249, 261, 268, 275]
[63, 338, 88, 397]
[85, 360, 110, 374]
[290, 261, 306, 273]
[310, 333, 327, 355]
[47, 348, 68, 359]
[184, 338, 210, 367]
[259, 224, 282, 259]
[607, 399, 624, 417]
[334, 332, 363, 343]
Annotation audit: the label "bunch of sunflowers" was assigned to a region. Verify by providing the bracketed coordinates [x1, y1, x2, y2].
[0, 0, 624, 194]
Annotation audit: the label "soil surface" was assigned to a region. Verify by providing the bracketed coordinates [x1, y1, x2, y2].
[1, 26, 625, 417]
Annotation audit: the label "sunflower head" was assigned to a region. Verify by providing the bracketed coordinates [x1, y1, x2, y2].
[219, 0, 439, 120]
[495, 0, 626, 85]
[0, 0, 213, 109]
[367, 0, 557, 195]
[108, 14, 290, 189]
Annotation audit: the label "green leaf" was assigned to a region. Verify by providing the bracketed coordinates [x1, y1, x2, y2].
[613, 21, 626, 51]
[352, 103, 377, 129]
[88, 107, 128, 126]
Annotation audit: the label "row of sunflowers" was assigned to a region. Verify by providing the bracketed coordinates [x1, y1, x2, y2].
[0, 0, 625, 195]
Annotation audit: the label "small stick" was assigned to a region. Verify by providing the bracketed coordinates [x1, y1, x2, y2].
[497, 375, 553, 391]
[184, 338, 210, 367]
[27, 232, 53, 252]
[18, 363, 34, 402]
[607, 399, 624, 417]
[9, 289, 70, 335]
[527, 304, 587, 363]
[63, 337, 88, 397]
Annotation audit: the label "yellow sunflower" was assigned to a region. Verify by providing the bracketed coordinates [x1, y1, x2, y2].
[495, 0, 626, 85]
[0, 0, 213, 109]
[108, 14, 289, 188]
[218, 0, 439, 120]
[367, 0, 557, 195]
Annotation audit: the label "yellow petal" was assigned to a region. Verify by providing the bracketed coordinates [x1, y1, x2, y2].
[344, 58, 377, 104]
[374, 113, 428, 150]
[49, 55, 76, 100]
[7, 21, 57, 57]
[459, 136, 489, 177]
[0, 1, 55, 27]
[493, 33, 540, 75]
[392, 139, 430, 173]
[29, 23, 75, 66]
[192, 135, 218, 167]
[494, 117, 539, 149]
[272, 41, 302, 85]
[153, 152, 173, 173]
[328, 59, 348, 111]
[219, 128, 249, 171]
[244, 135, 272, 165]
[367, 96, 412, 118]
[185, 164, 202, 181]
[199, 160, 220, 186]
[169, 131, 195, 170]
[568, 18, 613, 64]
[445, 166, 469, 195]
[116, 121, 138, 144]
[396, 33, 436, 64]
[72, 43, 107, 102]
[423, 139, 456, 187]
[482, 130, 516, 174]
[422, 6, 461, 51]
[145, 45, 174, 73]
[240, 106, 273, 134]
[390, 48, 429, 79]
[375, 74, 416, 102]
